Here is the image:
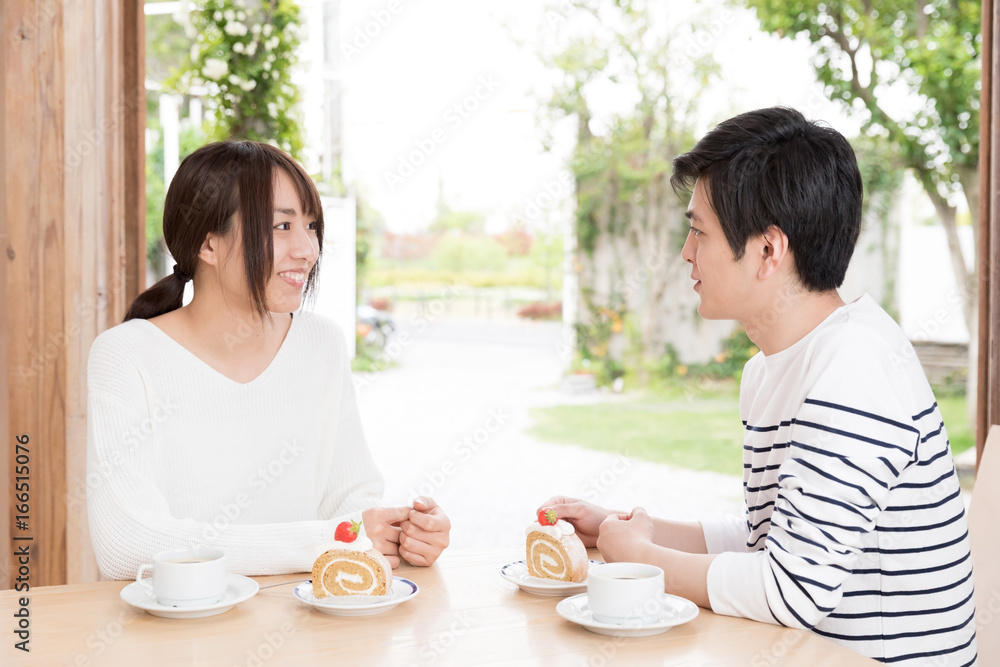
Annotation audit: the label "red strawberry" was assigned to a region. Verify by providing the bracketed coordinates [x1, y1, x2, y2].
[335, 519, 361, 543]
[537, 507, 558, 526]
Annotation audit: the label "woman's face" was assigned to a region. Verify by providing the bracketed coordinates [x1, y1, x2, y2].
[264, 168, 320, 313]
[207, 168, 319, 317]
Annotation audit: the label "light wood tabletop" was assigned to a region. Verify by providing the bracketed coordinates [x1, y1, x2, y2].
[2, 547, 879, 666]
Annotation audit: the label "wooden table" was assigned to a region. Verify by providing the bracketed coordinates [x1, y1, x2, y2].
[2, 548, 878, 666]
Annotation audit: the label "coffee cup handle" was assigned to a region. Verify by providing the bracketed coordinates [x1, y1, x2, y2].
[136, 564, 154, 590]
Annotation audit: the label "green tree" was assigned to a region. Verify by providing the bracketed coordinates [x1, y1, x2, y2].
[170, 0, 305, 155]
[431, 236, 508, 273]
[743, 0, 981, 331]
[428, 210, 486, 234]
[539, 0, 719, 362]
[355, 188, 385, 302]
[853, 135, 905, 319]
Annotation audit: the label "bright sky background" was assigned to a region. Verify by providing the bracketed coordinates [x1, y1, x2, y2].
[337, 0, 860, 234]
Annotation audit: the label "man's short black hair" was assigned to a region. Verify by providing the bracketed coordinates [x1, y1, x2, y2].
[671, 107, 863, 291]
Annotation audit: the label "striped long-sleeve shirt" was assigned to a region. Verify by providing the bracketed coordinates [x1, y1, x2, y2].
[703, 295, 977, 666]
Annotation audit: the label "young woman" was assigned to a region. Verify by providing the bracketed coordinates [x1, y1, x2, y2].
[87, 140, 450, 579]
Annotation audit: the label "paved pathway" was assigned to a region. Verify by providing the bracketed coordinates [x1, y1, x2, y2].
[354, 316, 745, 551]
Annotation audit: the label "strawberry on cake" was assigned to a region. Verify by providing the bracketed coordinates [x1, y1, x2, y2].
[312, 519, 393, 598]
[525, 507, 588, 582]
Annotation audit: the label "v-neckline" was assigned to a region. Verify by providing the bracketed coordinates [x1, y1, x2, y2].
[139, 313, 297, 387]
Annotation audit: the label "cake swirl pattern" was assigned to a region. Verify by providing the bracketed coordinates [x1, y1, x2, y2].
[312, 551, 388, 596]
[524, 509, 589, 583]
[526, 531, 574, 580]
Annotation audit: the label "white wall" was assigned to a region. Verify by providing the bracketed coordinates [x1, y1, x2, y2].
[312, 196, 358, 357]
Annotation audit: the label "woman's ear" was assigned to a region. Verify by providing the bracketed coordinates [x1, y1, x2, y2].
[198, 234, 220, 267]
[757, 225, 791, 280]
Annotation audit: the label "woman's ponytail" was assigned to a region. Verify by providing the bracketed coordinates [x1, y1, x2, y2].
[122, 265, 191, 322]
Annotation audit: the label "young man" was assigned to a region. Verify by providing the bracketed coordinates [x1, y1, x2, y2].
[544, 107, 977, 665]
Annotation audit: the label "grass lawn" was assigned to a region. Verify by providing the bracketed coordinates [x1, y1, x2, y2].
[529, 381, 974, 476]
[529, 382, 745, 477]
[937, 395, 974, 455]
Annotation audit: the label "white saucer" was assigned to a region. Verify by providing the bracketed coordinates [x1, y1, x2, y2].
[293, 577, 419, 616]
[556, 593, 699, 637]
[120, 574, 259, 619]
[499, 560, 604, 597]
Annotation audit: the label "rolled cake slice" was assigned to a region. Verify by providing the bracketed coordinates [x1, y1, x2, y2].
[311, 518, 393, 598]
[312, 548, 392, 598]
[525, 508, 589, 582]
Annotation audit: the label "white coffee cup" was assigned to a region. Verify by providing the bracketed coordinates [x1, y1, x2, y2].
[135, 546, 227, 607]
[587, 562, 665, 625]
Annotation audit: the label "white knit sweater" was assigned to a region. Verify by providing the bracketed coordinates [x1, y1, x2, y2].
[86, 311, 384, 580]
[702, 295, 977, 666]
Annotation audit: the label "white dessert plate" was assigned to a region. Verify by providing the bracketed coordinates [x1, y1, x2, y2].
[556, 592, 699, 637]
[120, 573, 259, 619]
[499, 560, 604, 597]
[293, 577, 419, 616]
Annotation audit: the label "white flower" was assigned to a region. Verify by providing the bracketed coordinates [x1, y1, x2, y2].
[246, 41, 257, 56]
[232, 42, 245, 53]
[251, 24, 261, 34]
[239, 79, 256, 91]
[224, 21, 248, 37]
[237, 10, 246, 21]
[190, 44, 200, 61]
[213, 10, 223, 21]
[263, 23, 273, 36]
[263, 60, 271, 71]
[202, 58, 229, 81]
[223, 9, 235, 21]
[265, 36, 279, 51]
[267, 102, 278, 116]
[228, 74, 241, 86]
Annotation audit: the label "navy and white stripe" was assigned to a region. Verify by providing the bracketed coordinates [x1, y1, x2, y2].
[705, 295, 977, 666]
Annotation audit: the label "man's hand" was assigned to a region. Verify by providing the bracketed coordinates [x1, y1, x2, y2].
[537, 496, 622, 548]
[596, 507, 655, 562]
[361, 506, 410, 568]
[399, 496, 451, 567]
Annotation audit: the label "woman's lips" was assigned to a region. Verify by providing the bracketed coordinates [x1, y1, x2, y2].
[278, 270, 306, 288]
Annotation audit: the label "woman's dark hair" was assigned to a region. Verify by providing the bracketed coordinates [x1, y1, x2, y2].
[124, 140, 323, 322]
[670, 107, 863, 291]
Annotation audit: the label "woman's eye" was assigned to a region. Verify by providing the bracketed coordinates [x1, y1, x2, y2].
[274, 222, 291, 231]
[308, 221, 319, 231]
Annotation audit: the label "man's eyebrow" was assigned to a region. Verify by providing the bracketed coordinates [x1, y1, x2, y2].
[274, 207, 298, 215]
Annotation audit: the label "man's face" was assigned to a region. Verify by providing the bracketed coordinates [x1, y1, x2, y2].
[680, 178, 757, 321]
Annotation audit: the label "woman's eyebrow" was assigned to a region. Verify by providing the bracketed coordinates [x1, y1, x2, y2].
[274, 207, 298, 215]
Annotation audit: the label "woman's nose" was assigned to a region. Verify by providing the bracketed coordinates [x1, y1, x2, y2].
[291, 224, 319, 262]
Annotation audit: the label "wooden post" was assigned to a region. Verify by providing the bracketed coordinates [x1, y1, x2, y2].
[979, 0, 1000, 469]
[0, 0, 10, 593]
[3, 0, 144, 587]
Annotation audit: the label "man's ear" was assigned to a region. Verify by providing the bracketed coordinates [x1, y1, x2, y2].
[757, 225, 790, 280]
